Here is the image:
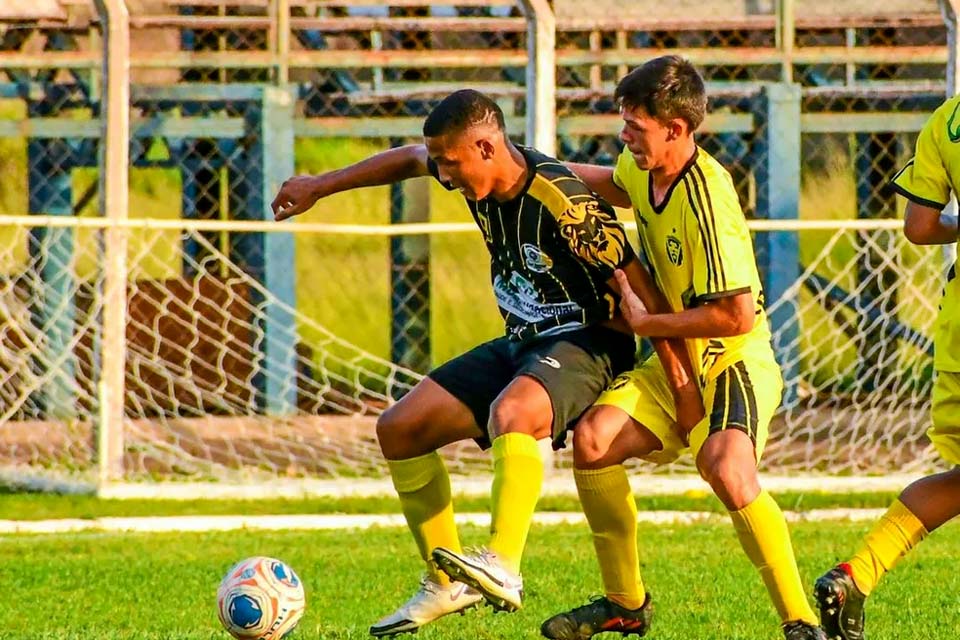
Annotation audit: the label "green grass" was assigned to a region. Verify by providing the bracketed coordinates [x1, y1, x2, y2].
[0, 490, 903, 521]
[2, 520, 958, 639]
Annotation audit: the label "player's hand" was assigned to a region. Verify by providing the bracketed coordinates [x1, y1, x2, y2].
[613, 268, 649, 334]
[271, 175, 326, 221]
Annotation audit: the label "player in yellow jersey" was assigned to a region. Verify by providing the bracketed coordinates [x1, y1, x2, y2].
[539, 56, 827, 640]
[813, 96, 960, 640]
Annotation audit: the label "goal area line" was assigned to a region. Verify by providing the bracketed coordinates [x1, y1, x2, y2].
[0, 508, 889, 536]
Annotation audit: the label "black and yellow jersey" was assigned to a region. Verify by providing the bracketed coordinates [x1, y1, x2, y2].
[890, 94, 960, 372]
[613, 146, 776, 382]
[429, 146, 634, 341]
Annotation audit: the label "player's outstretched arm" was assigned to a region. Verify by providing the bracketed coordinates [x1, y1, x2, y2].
[614, 260, 704, 432]
[271, 144, 431, 221]
[903, 200, 959, 245]
[564, 162, 632, 209]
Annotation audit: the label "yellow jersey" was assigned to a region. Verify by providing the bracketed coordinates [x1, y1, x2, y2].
[613, 146, 776, 383]
[891, 94, 960, 372]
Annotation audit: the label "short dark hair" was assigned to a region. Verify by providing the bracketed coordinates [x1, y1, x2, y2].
[422, 89, 506, 137]
[614, 56, 707, 131]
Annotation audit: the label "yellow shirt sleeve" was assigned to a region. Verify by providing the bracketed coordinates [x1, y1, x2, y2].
[890, 113, 951, 210]
[687, 170, 755, 301]
[612, 149, 632, 192]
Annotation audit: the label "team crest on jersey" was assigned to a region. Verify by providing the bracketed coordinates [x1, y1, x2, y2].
[521, 243, 554, 273]
[666, 233, 683, 266]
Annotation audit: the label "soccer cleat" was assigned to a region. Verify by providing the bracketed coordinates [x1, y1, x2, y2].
[368, 575, 482, 637]
[540, 594, 653, 640]
[431, 546, 524, 612]
[782, 621, 828, 640]
[814, 565, 866, 640]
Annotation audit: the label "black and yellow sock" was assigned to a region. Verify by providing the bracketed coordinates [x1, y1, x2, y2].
[388, 452, 461, 585]
[489, 433, 543, 573]
[729, 490, 817, 625]
[847, 499, 928, 595]
[575, 465, 645, 610]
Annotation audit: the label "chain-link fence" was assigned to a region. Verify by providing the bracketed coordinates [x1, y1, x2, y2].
[0, 0, 955, 490]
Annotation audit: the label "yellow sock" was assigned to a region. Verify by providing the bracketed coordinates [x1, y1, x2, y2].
[575, 465, 645, 610]
[489, 433, 543, 573]
[388, 452, 461, 585]
[847, 499, 928, 595]
[729, 491, 817, 625]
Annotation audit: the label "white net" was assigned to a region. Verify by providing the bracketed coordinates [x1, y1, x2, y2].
[0, 216, 949, 492]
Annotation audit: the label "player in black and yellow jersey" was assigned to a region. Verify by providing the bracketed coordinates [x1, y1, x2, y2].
[813, 95, 960, 640]
[271, 89, 701, 637]
[539, 57, 827, 640]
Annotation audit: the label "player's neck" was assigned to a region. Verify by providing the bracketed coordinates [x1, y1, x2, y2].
[650, 138, 697, 190]
[490, 143, 529, 202]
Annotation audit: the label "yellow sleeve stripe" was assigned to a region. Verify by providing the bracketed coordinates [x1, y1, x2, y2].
[691, 165, 728, 292]
[527, 173, 575, 219]
[684, 168, 727, 293]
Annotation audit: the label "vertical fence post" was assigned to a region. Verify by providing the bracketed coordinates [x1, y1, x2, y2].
[27, 140, 77, 419]
[756, 83, 801, 408]
[776, 0, 794, 83]
[92, 0, 130, 485]
[389, 138, 432, 381]
[521, 0, 556, 156]
[260, 85, 298, 414]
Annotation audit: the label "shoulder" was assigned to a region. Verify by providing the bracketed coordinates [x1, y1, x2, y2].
[683, 149, 738, 205]
[930, 95, 960, 128]
[523, 147, 605, 214]
[613, 148, 643, 190]
[920, 95, 960, 149]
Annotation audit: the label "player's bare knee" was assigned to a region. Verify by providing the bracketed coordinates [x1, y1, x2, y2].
[488, 395, 550, 440]
[698, 450, 760, 510]
[376, 405, 425, 459]
[571, 412, 610, 468]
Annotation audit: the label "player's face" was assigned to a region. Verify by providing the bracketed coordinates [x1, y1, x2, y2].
[424, 133, 494, 201]
[619, 105, 672, 171]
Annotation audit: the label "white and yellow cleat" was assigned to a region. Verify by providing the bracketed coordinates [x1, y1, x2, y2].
[369, 576, 482, 637]
[432, 546, 524, 612]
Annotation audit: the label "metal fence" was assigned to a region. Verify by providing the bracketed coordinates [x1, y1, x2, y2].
[1, 0, 959, 486]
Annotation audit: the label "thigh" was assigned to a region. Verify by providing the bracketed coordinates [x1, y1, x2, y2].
[593, 355, 687, 464]
[515, 326, 637, 449]
[930, 371, 960, 465]
[380, 376, 485, 458]
[572, 403, 667, 468]
[688, 357, 783, 463]
[427, 336, 516, 449]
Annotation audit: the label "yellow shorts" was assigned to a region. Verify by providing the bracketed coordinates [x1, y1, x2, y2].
[930, 371, 960, 465]
[595, 354, 783, 465]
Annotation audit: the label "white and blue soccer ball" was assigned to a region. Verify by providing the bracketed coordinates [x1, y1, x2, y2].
[217, 556, 306, 640]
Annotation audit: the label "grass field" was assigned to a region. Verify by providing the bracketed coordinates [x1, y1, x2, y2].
[0, 490, 904, 521]
[3, 519, 958, 640]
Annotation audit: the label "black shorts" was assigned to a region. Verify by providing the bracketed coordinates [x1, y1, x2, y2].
[428, 325, 636, 450]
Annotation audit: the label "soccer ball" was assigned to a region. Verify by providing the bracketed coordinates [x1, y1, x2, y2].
[217, 556, 306, 640]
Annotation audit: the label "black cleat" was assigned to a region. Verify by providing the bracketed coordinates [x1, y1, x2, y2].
[783, 621, 828, 640]
[540, 594, 652, 640]
[814, 565, 866, 640]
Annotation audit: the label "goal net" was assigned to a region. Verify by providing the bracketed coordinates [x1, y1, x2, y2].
[0, 215, 948, 496]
